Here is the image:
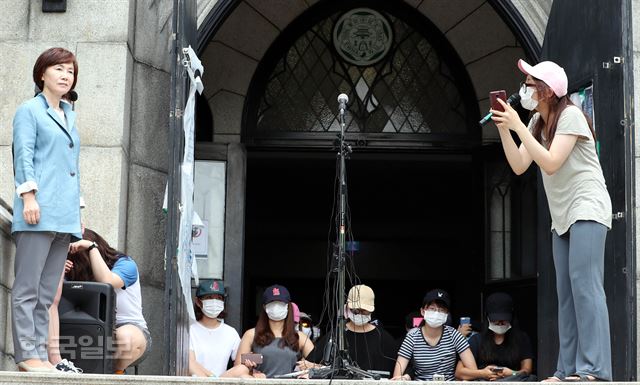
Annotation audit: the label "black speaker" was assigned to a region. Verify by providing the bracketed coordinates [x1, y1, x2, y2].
[59, 281, 116, 374]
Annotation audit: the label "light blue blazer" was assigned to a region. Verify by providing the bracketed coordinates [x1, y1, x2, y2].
[12, 93, 82, 238]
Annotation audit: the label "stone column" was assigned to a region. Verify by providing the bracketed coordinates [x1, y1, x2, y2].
[125, 0, 174, 375]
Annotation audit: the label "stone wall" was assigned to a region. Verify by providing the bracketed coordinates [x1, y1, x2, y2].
[0, 0, 174, 375]
[125, 0, 174, 375]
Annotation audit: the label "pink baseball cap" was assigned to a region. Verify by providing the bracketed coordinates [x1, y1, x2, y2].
[291, 302, 300, 323]
[517, 59, 568, 97]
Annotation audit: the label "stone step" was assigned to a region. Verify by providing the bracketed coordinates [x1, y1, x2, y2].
[0, 373, 631, 385]
[0, 372, 391, 385]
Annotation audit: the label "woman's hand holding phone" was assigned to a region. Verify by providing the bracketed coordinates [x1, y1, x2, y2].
[490, 90, 507, 112]
[491, 97, 525, 134]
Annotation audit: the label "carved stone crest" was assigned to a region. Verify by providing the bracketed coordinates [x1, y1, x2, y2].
[333, 8, 393, 66]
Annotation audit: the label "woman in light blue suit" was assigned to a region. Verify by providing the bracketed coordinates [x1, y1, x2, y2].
[11, 47, 82, 372]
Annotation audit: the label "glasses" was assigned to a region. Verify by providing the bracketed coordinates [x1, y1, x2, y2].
[520, 81, 537, 93]
[426, 305, 448, 314]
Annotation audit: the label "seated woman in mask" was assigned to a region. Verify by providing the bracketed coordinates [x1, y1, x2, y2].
[455, 292, 535, 381]
[306, 284, 398, 376]
[392, 289, 477, 381]
[298, 311, 321, 342]
[188, 279, 241, 377]
[235, 285, 314, 378]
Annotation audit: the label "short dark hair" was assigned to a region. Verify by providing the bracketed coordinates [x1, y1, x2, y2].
[32, 47, 78, 98]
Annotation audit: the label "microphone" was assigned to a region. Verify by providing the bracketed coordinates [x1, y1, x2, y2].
[68, 90, 78, 102]
[479, 92, 520, 126]
[337, 93, 349, 115]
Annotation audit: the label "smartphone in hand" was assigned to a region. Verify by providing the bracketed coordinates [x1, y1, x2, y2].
[241, 353, 263, 364]
[490, 90, 507, 112]
[491, 366, 505, 373]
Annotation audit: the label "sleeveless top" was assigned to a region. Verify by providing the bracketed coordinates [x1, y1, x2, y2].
[252, 337, 299, 377]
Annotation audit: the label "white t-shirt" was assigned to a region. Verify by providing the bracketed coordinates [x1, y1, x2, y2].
[111, 256, 147, 329]
[189, 320, 240, 376]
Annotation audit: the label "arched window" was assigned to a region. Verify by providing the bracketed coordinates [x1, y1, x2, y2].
[245, 2, 478, 148]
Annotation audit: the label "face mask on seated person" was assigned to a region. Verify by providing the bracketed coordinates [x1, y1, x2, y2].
[201, 299, 224, 319]
[488, 320, 512, 335]
[265, 301, 289, 321]
[423, 310, 448, 328]
[349, 313, 371, 326]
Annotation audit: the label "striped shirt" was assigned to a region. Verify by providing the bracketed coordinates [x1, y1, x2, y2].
[398, 325, 469, 381]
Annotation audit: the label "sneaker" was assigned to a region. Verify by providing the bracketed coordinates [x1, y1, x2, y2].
[55, 359, 83, 373]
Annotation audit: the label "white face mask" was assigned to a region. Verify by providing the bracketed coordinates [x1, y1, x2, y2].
[350, 313, 372, 326]
[488, 321, 512, 335]
[201, 299, 224, 319]
[519, 86, 538, 111]
[424, 310, 448, 328]
[265, 301, 288, 321]
[301, 326, 312, 337]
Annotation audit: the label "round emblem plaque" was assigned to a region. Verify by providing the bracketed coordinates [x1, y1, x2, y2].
[333, 8, 393, 66]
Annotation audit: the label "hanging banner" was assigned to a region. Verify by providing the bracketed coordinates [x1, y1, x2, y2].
[177, 45, 204, 321]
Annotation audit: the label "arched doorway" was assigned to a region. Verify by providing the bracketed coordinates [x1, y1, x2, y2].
[195, 0, 542, 371]
[238, 0, 537, 344]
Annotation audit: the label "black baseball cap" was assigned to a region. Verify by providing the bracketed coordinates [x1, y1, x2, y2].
[485, 292, 513, 322]
[422, 289, 451, 309]
[262, 284, 291, 304]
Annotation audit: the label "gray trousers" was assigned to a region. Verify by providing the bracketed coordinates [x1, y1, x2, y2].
[552, 221, 611, 380]
[12, 231, 70, 363]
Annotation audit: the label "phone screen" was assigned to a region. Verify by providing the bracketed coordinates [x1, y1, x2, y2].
[490, 90, 507, 112]
[241, 353, 263, 364]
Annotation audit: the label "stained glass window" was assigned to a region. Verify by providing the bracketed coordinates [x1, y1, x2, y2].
[251, 8, 470, 143]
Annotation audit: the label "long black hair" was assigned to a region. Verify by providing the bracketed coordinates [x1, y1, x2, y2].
[478, 322, 522, 368]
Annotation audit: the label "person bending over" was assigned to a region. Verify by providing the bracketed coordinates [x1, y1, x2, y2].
[67, 229, 151, 374]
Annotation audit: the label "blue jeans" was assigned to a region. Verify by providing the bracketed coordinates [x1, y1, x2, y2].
[552, 221, 611, 380]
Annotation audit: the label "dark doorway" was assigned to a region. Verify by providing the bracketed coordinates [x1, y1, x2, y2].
[242, 150, 536, 347]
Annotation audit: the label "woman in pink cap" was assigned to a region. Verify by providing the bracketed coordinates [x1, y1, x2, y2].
[491, 60, 612, 382]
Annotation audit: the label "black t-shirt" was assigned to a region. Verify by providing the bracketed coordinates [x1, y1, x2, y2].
[468, 329, 534, 370]
[309, 326, 400, 374]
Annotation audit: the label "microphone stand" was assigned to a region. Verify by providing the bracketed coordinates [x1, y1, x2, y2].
[312, 96, 377, 380]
